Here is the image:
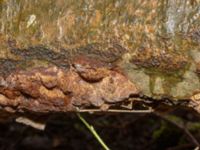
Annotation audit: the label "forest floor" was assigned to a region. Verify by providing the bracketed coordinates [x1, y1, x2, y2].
[0, 109, 200, 150]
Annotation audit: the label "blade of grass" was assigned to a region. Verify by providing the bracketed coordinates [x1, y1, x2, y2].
[77, 113, 110, 150]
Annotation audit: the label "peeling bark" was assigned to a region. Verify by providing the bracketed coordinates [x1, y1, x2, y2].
[0, 56, 138, 113]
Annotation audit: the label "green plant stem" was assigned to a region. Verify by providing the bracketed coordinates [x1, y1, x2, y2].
[77, 113, 110, 150]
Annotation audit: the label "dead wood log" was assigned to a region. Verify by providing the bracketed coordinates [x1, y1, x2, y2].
[0, 0, 199, 121]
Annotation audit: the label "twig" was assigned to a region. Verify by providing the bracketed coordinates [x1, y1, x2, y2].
[77, 113, 110, 150]
[76, 108, 154, 113]
[194, 146, 200, 150]
[154, 112, 200, 148]
[16, 117, 45, 130]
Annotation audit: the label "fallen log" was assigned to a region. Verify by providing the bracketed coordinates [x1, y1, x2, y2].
[0, 0, 200, 119]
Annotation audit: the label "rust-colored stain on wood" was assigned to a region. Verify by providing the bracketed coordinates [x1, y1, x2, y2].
[0, 56, 138, 113]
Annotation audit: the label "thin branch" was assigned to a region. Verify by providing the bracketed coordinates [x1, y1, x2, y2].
[76, 108, 154, 113]
[77, 113, 110, 150]
[15, 117, 45, 130]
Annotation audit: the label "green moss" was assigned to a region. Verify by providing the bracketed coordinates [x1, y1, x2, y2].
[153, 121, 166, 140]
[152, 120, 183, 149]
[187, 122, 200, 132]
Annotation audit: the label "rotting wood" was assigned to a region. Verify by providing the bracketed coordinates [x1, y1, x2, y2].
[0, 55, 138, 113]
[0, 52, 197, 115]
[0, 0, 200, 117]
